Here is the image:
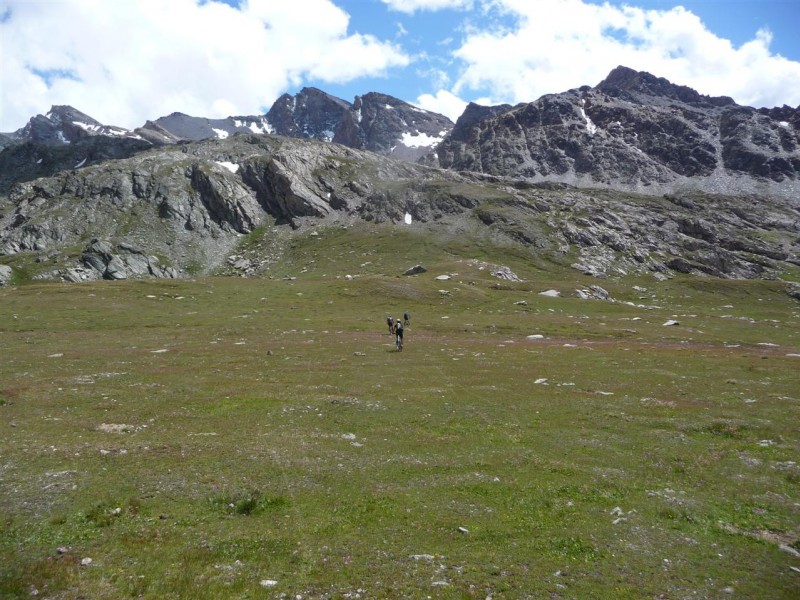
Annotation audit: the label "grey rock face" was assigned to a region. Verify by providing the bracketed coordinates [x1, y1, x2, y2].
[266, 88, 350, 142]
[129, 88, 453, 164]
[403, 265, 427, 276]
[0, 264, 12, 285]
[266, 88, 454, 162]
[80, 239, 176, 280]
[430, 66, 800, 202]
[0, 136, 153, 195]
[5, 105, 136, 145]
[0, 134, 481, 280]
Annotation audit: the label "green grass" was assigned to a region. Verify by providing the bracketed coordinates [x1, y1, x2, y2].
[1, 235, 799, 599]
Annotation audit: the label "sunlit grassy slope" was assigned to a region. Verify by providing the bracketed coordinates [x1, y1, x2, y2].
[1, 222, 799, 599]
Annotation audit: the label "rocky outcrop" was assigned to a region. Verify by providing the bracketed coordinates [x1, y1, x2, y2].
[0, 264, 12, 285]
[429, 66, 800, 203]
[78, 239, 177, 281]
[0, 134, 485, 280]
[0, 136, 153, 195]
[3, 129, 795, 283]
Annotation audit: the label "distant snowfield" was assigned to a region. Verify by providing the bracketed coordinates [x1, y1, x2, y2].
[212, 128, 229, 140]
[234, 118, 274, 135]
[215, 161, 239, 173]
[73, 121, 101, 133]
[400, 130, 446, 148]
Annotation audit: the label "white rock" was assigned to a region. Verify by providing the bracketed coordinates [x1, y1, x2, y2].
[526, 334, 544, 340]
[778, 544, 800, 558]
[662, 320, 679, 326]
[435, 274, 451, 280]
[539, 289, 560, 297]
[534, 378, 548, 384]
[260, 579, 278, 587]
[80, 557, 93, 566]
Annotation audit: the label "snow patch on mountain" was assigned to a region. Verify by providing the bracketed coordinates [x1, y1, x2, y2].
[215, 161, 239, 173]
[73, 121, 101, 133]
[578, 99, 597, 136]
[401, 131, 445, 148]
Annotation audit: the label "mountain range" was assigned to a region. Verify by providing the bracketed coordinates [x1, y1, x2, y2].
[1, 66, 798, 286]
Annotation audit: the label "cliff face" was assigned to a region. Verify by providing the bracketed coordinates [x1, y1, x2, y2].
[428, 66, 800, 203]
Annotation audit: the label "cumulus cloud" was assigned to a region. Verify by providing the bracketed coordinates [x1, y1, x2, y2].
[445, 0, 800, 110]
[0, 0, 409, 130]
[3, 0, 799, 133]
[415, 89, 468, 122]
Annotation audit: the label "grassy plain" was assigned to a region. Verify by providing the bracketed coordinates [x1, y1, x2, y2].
[1, 224, 799, 598]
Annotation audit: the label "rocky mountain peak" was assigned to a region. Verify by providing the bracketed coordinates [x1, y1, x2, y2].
[6, 104, 139, 147]
[597, 65, 736, 107]
[45, 105, 102, 127]
[449, 102, 514, 142]
[265, 87, 350, 142]
[430, 66, 799, 200]
[264, 88, 454, 161]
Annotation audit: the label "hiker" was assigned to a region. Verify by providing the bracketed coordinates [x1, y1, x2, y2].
[395, 318, 404, 350]
[403, 311, 410, 327]
[386, 314, 394, 335]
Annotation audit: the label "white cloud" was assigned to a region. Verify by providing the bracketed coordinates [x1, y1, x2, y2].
[415, 89, 467, 122]
[0, 0, 409, 130]
[442, 0, 800, 110]
[381, 0, 473, 14]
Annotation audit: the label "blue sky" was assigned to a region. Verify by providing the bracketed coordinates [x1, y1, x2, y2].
[2, 0, 799, 131]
